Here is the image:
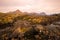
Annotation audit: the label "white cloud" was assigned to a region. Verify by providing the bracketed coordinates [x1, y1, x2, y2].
[0, 0, 60, 14]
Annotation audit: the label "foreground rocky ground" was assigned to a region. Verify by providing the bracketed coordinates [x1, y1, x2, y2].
[0, 20, 60, 40]
[0, 11, 60, 40]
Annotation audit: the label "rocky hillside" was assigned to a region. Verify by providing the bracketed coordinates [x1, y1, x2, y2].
[0, 10, 60, 40]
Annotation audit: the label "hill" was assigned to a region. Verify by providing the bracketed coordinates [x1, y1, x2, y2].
[0, 10, 60, 40]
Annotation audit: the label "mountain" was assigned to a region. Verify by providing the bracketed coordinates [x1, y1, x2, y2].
[13, 9, 22, 14]
[7, 9, 22, 14]
[39, 12, 46, 16]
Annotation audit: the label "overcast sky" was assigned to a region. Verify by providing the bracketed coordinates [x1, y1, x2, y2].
[0, 0, 60, 14]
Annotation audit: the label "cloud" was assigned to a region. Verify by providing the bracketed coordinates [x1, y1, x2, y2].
[0, 0, 35, 6]
[0, 0, 60, 14]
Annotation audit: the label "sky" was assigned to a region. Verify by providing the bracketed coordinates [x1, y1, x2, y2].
[0, 0, 60, 14]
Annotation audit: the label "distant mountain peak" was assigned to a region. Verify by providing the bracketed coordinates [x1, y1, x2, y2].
[7, 9, 22, 14]
[40, 12, 46, 15]
[15, 9, 22, 13]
